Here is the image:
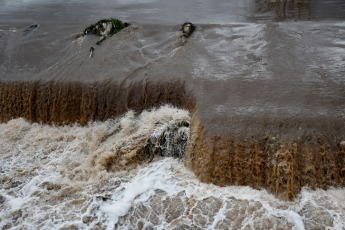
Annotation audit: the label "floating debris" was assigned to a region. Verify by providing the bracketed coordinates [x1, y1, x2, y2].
[181, 22, 196, 43]
[89, 47, 95, 58]
[23, 24, 37, 36]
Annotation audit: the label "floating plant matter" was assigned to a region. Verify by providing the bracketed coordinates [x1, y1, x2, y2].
[82, 18, 129, 57]
[83, 18, 129, 45]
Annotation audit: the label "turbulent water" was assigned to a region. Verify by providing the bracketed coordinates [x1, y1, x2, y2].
[1, 106, 345, 229]
[1, 0, 345, 229]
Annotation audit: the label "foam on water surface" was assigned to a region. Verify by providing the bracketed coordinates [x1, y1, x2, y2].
[0, 106, 344, 229]
[1, 0, 345, 228]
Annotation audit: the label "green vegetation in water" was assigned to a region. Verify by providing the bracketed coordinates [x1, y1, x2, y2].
[83, 18, 129, 45]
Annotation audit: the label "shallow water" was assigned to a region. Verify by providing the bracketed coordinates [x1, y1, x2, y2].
[1, 0, 344, 137]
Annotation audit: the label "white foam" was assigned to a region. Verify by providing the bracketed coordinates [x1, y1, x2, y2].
[1, 106, 344, 229]
[99, 161, 178, 229]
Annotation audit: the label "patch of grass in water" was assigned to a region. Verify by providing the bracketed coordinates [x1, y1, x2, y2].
[83, 18, 129, 37]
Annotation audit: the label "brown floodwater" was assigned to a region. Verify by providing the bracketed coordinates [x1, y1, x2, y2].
[1, 0, 345, 199]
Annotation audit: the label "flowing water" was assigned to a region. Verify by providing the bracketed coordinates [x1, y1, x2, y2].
[1, 107, 345, 229]
[1, 0, 345, 229]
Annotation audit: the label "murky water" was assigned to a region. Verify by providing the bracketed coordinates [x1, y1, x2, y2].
[1, 0, 345, 228]
[1, 107, 345, 229]
[1, 0, 344, 134]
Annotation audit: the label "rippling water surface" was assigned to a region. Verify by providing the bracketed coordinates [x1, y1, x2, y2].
[1, 0, 345, 229]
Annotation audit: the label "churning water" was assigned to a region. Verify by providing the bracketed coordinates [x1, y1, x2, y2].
[1, 106, 345, 229]
[1, 0, 345, 229]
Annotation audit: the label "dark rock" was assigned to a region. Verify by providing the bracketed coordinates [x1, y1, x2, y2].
[0, 194, 5, 204]
[181, 22, 196, 43]
[23, 24, 38, 36]
[96, 195, 112, 201]
[145, 121, 190, 162]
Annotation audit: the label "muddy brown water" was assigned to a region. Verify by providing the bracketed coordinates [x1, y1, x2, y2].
[1, 0, 345, 199]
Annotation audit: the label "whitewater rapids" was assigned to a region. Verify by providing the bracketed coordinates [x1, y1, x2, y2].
[1, 106, 344, 229]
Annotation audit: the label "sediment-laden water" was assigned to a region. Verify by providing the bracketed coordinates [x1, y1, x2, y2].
[1, 0, 345, 229]
[1, 107, 345, 229]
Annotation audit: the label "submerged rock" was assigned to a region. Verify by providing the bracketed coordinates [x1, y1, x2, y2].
[0, 195, 5, 205]
[143, 121, 190, 162]
[181, 22, 196, 43]
[23, 24, 37, 36]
